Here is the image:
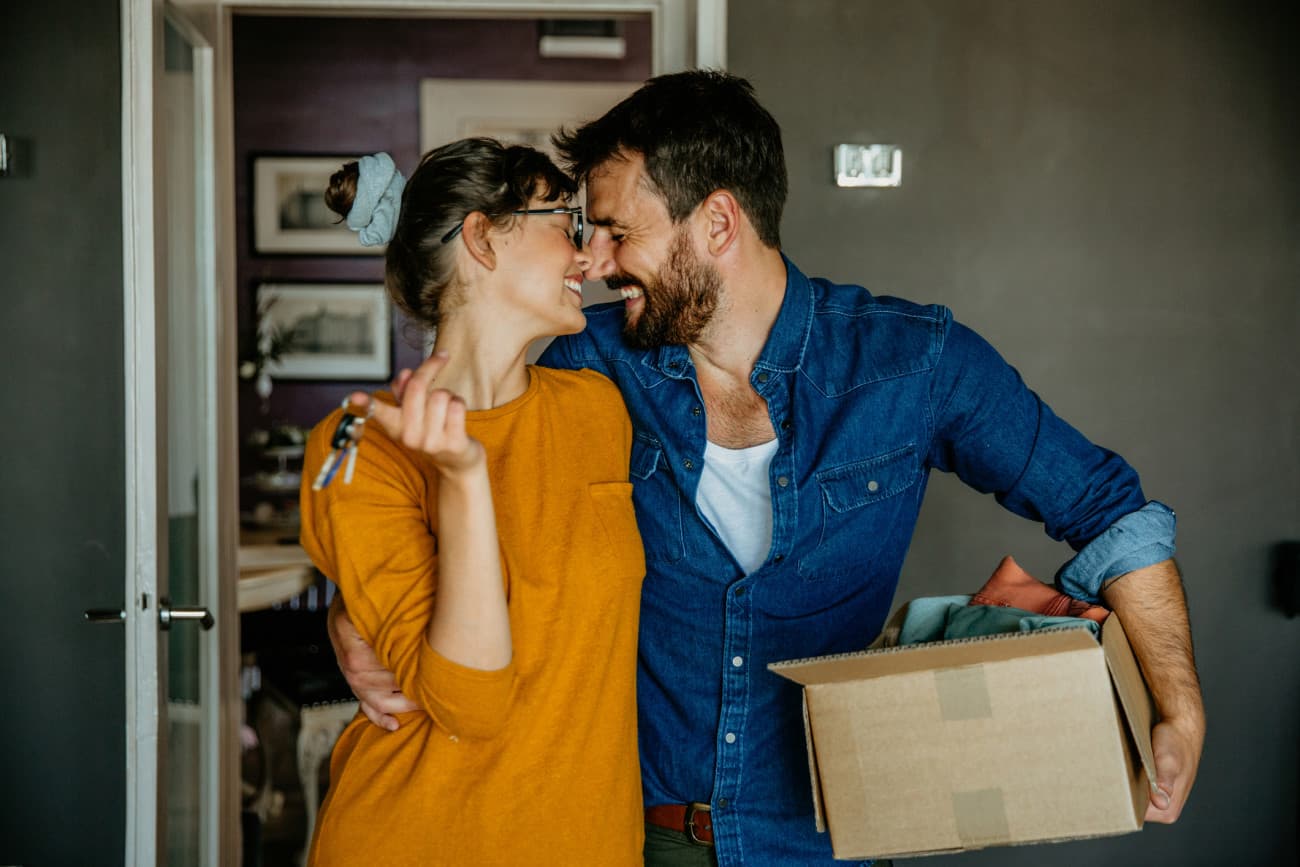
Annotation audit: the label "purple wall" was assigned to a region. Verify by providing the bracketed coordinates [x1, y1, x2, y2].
[232, 14, 651, 506]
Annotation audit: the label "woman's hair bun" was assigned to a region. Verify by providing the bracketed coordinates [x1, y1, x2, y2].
[324, 161, 361, 220]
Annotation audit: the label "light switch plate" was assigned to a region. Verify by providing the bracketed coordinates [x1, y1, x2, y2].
[835, 143, 901, 188]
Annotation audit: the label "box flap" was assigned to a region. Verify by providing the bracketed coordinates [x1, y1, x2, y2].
[768, 625, 1098, 686]
[1100, 612, 1159, 789]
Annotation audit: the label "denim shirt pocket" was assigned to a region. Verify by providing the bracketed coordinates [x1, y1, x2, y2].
[629, 434, 685, 564]
[797, 443, 920, 584]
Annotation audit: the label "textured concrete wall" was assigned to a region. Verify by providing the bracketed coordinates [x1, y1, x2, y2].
[730, 1, 1298, 863]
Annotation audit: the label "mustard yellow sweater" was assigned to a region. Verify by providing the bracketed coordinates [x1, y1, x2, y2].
[300, 367, 645, 866]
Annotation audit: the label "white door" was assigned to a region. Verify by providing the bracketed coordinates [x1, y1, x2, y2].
[120, 1, 234, 864]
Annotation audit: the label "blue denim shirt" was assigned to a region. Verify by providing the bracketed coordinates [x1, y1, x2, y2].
[539, 258, 1174, 866]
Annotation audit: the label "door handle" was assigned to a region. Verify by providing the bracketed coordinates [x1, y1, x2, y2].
[159, 597, 215, 631]
[83, 598, 215, 630]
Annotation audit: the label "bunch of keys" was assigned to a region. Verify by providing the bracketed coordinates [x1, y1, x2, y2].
[312, 398, 374, 491]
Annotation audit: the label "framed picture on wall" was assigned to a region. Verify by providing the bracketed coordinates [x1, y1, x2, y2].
[252, 155, 381, 255]
[256, 283, 391, 379]
[419, 79, 638, 160]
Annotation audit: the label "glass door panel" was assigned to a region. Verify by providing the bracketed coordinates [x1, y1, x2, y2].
[162, 13, 215, 866]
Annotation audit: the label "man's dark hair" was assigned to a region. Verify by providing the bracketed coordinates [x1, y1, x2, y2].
[554, 70, 787, 248]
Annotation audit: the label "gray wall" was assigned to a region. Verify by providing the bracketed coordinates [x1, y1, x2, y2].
[0, 0, 128, 863]
[731, 1, 1297, 864]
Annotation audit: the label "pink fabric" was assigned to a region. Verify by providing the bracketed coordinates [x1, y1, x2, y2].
[970, 555, 1110, 624]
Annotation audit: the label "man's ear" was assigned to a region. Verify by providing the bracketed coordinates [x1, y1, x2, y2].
[701, 190, 741, 257]
[460, 211, 497, 270]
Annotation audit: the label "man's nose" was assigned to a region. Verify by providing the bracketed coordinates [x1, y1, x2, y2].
[584, 231, 616, 280]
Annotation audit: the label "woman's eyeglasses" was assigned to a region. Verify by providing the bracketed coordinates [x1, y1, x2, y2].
[440, 207, 584, 249]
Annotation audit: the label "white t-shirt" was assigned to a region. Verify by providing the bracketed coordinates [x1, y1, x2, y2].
[696, 438, 779, 575]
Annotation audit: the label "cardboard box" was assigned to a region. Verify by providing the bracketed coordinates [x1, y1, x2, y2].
[768, 613, 1158, 860]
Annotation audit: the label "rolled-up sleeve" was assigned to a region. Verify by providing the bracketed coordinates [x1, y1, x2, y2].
[928, 317, 1163, 597]
[1055, 500, 1177, 603]
[300, 411, 517, 740]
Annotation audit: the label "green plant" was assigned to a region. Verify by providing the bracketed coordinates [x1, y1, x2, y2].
[239, 296, 298, 383]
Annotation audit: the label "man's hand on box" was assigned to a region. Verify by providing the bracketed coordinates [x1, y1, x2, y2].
[1145, 715, 1203, 823]
[327, 594, 418, 731]
[1101, 558, 1205, 824]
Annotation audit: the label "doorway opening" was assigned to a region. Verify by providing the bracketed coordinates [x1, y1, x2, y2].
[229, 11, 654, 866]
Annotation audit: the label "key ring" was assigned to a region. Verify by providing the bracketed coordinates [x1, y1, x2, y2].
[312, 397, 375, 490]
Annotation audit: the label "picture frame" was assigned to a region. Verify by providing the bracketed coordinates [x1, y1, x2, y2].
[419, 78, 638, 159]
[256, 283, 391, 380]
[252, 155, 381, 255]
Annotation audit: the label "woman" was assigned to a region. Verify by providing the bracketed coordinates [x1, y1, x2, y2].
[299, 141, 645, 866]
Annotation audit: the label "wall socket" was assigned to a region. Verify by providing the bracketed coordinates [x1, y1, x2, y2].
[835, 143, 902, 188]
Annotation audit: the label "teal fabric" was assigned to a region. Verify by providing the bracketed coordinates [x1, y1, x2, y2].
[896, 595, 1100, 646]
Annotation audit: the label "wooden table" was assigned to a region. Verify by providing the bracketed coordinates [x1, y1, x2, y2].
[238, 543, 315, 612]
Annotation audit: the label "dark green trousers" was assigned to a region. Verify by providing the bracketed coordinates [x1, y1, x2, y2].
[643, 822, 718, 867]
[643, 822, 895, 867]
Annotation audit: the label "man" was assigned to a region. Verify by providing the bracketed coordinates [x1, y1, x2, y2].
[328, 71, 1204, 866]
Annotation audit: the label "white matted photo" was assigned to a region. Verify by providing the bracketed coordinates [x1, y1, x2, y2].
[419, 79, 637, 159]
[253, 155, 381, 255]
[257, 283, 390, 379]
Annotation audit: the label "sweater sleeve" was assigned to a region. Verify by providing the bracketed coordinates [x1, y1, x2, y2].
[299, 410, 517, 739]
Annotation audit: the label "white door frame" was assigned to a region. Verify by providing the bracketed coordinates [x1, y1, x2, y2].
[121, 0, 166, 863]
[121, 1, 725, 864]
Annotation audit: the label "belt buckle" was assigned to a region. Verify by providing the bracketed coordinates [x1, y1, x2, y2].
[684, 801, 712, 847]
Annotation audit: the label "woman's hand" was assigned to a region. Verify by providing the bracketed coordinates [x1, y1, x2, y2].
[351, 351, 483, 478]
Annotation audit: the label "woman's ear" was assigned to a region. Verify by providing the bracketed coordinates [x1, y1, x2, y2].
[459, 211, 497, 271]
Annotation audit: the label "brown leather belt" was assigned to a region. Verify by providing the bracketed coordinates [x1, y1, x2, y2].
[646, 802, 713, 846]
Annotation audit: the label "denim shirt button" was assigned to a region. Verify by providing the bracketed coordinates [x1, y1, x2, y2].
[717, 798, 728, 809]
[735, 586, 747, 596]
[773, 554, 783, 563]
[691, 405, 702, 416]
[756, 372, 769, 383]
[867, 480, 880, 492]
[776, 476, 789, 487]
[684, 458, 695, 470]
[780, 419, 791, 430]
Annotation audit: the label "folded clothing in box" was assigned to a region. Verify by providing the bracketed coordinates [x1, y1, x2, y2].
[872, 555, 1109, 649]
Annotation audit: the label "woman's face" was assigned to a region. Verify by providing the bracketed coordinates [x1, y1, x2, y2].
[492, 196, 592, 338]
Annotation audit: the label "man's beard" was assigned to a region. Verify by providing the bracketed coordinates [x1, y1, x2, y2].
[610, 228, 721, 350]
